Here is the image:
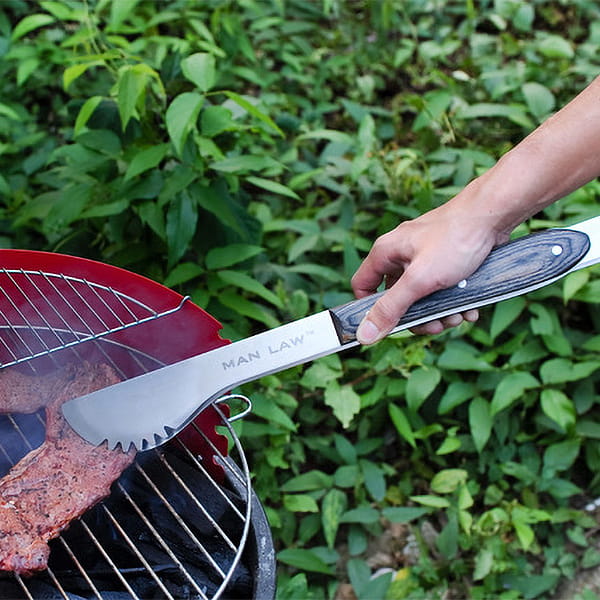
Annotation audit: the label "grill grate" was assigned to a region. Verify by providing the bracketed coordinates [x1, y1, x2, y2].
[0, 267, 187, 370]
[0, 259, 256, 598]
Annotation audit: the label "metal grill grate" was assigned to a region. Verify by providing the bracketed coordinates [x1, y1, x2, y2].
[0, 268, 187, 369]
[0, 258, 259, 598]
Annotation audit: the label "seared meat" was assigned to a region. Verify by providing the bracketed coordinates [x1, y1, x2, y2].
[0, 363, 135, 575]
[0, 367, 64, 414]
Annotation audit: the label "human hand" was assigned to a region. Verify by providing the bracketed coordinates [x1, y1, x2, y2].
[351, 202, 502, 344]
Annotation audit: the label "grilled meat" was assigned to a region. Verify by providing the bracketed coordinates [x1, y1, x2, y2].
[0, 363, 135, 575]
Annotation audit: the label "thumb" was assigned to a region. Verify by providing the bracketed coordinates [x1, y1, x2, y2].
[355, 287, 412, 346]
[355, 271, 436, 345]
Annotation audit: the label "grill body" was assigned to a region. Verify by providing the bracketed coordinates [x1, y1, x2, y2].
[0, 251, 274, 599]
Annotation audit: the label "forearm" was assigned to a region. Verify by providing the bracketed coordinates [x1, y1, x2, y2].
[449, 75, 600, 240]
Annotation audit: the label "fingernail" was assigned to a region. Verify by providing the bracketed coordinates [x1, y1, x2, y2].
[356, 319, 381, 345]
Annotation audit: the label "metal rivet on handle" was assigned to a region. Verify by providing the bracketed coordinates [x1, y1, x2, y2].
[551, 245, 563, 256]
[457, 279, 467, 289]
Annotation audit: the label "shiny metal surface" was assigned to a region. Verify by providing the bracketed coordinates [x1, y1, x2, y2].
[63, 311, 343, 450]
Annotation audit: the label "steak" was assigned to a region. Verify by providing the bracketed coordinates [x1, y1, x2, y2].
[0, 363, 136, 575]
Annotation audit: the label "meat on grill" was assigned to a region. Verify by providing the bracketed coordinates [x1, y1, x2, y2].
[0, 363, 136, 575]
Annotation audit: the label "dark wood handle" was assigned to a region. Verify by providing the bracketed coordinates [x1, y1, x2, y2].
[330, 228, 590, 343]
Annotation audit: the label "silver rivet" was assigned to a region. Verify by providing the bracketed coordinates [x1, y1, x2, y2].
[457, 279, 467, 289]
[551, 245, 563, 256]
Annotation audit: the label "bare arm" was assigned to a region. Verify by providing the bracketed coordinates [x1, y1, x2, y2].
[352, 75, 600, 344]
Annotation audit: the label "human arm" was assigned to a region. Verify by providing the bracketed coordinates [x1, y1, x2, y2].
[352, 75, 600, 344]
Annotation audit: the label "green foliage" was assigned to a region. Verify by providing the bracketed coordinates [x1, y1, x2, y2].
[2, 0, 600, 598]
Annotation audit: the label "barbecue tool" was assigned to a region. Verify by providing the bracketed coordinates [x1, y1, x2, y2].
[63, 215, 600, 452]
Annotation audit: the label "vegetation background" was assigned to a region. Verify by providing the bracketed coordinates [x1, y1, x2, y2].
[2, 0, 600, 598]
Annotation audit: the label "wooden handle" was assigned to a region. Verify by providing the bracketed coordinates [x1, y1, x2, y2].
[330, 228, 590, 343]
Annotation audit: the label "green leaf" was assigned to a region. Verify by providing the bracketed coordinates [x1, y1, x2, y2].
[300, 358, 342, 390]
[277, 549, 333, 575]
[124, 144, 169, 181]
[388, 403, 416, 448]
[324, 381, 361, 428]
[201, 105, 234, 137]
[205, 244, 264, 269]
[82, 199, 129, 218]
[347, 559, 392, 600]
[11, 13, 55, 41]
[250, 392, 297, 432]
[281, 470, 333, 492]
[529, 302, 554, 335]
[490, 297, 526, 340]
[543, 439, 580, 476]
[63, 62, 102, 91]
[340, 505, 380, 524]
[522, 82, 555, 120]
[410, 495, 450, 508]
[457, 102, 533, 128]
[563, 269, 589, 303]
[430, 469, 468, 494]
[537, 34, 574, 59]
[219, 291, 279, 328]
[181, 52, 216, 92]
[109, 0, 142, 28]
[217, 270, 283, 308]
[438, 381, 477, 414]
[246, 176, 300, 200]
[513, 3, 534, 31]
[540, 358, 600, 384]
[473, 547, 494, 581]
[163, 263, 203, 288]
[406, 366, 441, 412]
[436, 513, 459, 559]
[166, 92, 204, 157]
[283, 494, 319, 513]
[469, 397, 492, 452]
[74, 96, 103, 135]
[117, 64, 152, 130]
[322, 489, 347, 548]
[297, 129, 354, 144]
[40, 1, 75, 19]
[540, 389, 576, 431]
[0, 103, 21, 121]
[360, 459, 386, 502]
[193, 181, 253, 238]
[223, 91, 284, 136]
[165, 191, 198, 267]
[512, 513, 535, 550]
[490, 371, 539, 415]
[137, 201, 165, 241]
[413, 89, 452, 131]
[382, 507, 429, 523]
[436, 435, 461, 455]
[210, 155, 281, 174]
[437, 341, 493, 372]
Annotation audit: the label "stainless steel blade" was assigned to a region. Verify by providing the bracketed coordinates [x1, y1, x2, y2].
[62, 311, 343, 450]
[566, 214, 600, 272]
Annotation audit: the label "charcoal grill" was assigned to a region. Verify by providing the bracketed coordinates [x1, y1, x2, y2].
[0, 251, 275, 599]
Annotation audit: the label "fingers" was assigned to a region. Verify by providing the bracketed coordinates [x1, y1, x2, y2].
[409, 309, 479, 335]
